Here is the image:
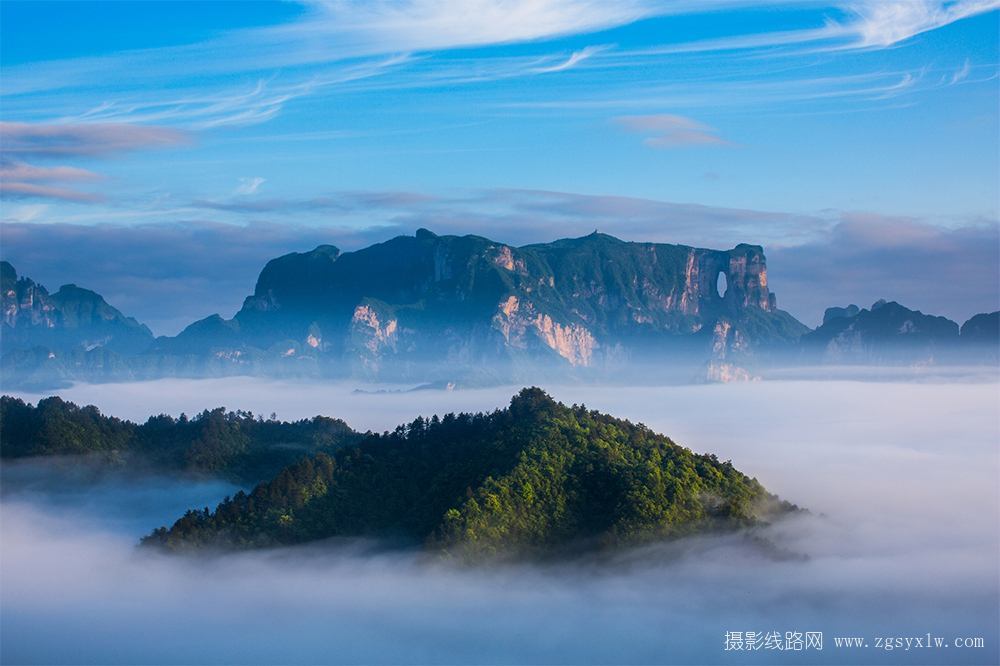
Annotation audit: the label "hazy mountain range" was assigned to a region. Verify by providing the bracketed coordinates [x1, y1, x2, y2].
[2, 230, 996, 389]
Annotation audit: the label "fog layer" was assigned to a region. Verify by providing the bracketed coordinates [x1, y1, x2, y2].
[2, 378, 998, 664]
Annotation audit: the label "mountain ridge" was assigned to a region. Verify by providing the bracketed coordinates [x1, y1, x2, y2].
[1, 260, 154, 356]
[3, 231, 997, 389]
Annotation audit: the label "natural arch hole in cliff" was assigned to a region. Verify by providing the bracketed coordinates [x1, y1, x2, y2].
[717, 272, 728, 299]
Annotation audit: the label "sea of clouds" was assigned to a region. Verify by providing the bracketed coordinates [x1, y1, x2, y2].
[2, 376, 998, 664]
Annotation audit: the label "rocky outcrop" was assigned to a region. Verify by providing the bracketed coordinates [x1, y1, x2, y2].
[2, 261, 59, 330]
[693, 244, 773, 315]
[708, 319, 749, 360]
[1, 261, 154, 356]
[801, 300, 961, 364]
[823, 304, 860, 324]
[695, 318, 760, 383]
[351, 303, 399, 357]
[492, 296, 597, 366]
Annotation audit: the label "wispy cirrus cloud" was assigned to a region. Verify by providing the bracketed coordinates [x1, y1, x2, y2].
[4, 2, 994, 132]
[520, 57, 982, 114]
[848, 0, 1000, 48]
[531, 46, 605, 73]
[296, 0, 651, 53]
[54, 56, 415, 130]
[296, 1, 1000, 54]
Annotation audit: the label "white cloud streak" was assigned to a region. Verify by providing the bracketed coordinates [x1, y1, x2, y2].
[293, 1, 1000, 54]
[234, 178, 265, 196]
[847, 0, 1000, 48]
[297, 0, 653, 52]
[952, 58, 972, 83]
[2, 1, 994, 131]
[531, 45, 605, 73]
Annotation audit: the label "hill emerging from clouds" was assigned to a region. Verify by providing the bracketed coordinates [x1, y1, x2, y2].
[141, 387, 800, 559]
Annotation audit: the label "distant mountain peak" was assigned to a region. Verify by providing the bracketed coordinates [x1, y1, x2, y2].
[1, 262, 153, 357]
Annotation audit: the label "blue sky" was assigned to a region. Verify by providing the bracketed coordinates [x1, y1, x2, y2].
[1, 0, 998, 333]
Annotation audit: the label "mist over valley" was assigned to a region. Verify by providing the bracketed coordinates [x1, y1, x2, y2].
[2, 377, 997, 664]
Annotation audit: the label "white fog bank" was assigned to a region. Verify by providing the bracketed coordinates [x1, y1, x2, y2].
[2, 378, 997, 664]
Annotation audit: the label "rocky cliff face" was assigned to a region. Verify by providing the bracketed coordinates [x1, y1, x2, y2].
[492, 295, 598, 367]
[692, 245, 773, 316]
[2, 261, 58, 331]
[210, 230, 803, 381]
[1, 261, 154, 356]
[6, 237, 994, 391]
[1, 233, 809, 387]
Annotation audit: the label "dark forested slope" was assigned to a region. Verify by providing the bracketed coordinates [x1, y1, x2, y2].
[0, 395, 360, 484]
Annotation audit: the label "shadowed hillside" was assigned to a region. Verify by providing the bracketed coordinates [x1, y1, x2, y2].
[141, 388, 799, 559]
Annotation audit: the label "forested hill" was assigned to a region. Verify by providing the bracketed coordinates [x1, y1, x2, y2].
[141, 388, 798, 559]
[0, 395, 360, 484]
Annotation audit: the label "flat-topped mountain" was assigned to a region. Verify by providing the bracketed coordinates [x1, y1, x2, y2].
[173, 229, 806, 382]
[239, 230, 778, 347]
[141, 388, 799, 558]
